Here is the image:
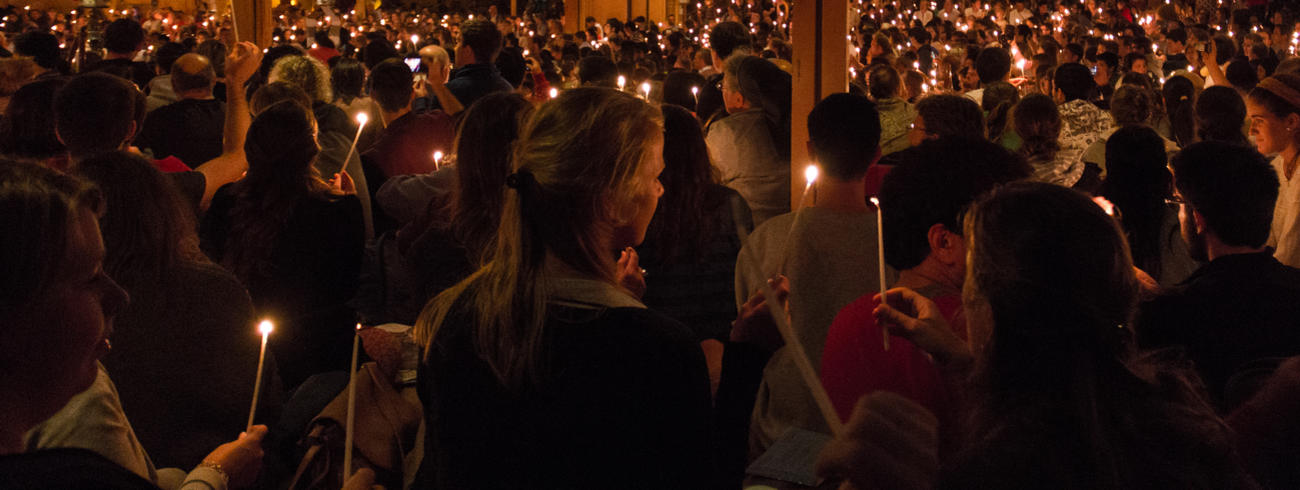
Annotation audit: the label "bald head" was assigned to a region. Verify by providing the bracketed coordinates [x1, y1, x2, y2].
[171, 53, 215, 98]
[419, 44, 451, 83]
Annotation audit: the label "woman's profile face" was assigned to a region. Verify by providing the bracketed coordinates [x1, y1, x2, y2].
[1246, 98, 1294, 156]
[614, 137, 665, 249]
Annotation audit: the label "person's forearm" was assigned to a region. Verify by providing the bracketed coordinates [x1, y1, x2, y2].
[195, 81, 250, 210]
[430, 82, 464, 115]
[222, 81, 250, 155]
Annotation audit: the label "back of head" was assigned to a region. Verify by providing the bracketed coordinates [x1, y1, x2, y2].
[368, 59, 414, 113]
[73, 150, 198, 282]
[966, 182, 1138, 392]
[195, 40, 227, 78]
[1013, 93, 1061, 154]
[171, 54, 216, 94]
[710, 21, 753, 60]
[880, 136, 1030, 270]
[54, 73, 140, 160]
[867, 64, 901, 100]
[731, 55, 792, 157]
[916, 94, 986, 139]
[1195, 85, 1247, 145]
[975, 47, 1012, 84]
[14, 32, 62, 70]
[495, 47, 526, 88]
[103, 18, 145, 55]
[983, 81, 1020, 142]
[452, 92, 534, 255]
[250, 81, 314, 116]
[1171, 141, 1278, 248]
[156, 42, 188, 75]
[1103, 126, 1171, 273]
[0, 159, 101, 318]
[460, 19, 504, 63]
[808, 93, 881, 180]
[1225, 59, 1259, 92]
[649, 104, 720, 263]
[1054, 63, 1094, 102]
[578, 56, 618, 87]
[0, 78, 66, 160]
[1110, 84, 1152, 126]
[361, 40, 400, 70]
[330, 57, 367, 103]
[1163, 75, 1197, 147]
[662, 70, 708, 112]
[270, 55, 332, 103]
[243, 100, 319, 182]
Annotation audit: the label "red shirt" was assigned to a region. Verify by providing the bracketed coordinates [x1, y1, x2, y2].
[820, 291, 965, 450]
[309, 47, 342, 65]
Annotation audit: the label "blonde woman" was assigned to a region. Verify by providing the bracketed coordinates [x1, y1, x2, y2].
[414, 88, 711, 489]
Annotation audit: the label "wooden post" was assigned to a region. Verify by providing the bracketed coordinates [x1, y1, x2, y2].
[231, 0, 273, 46]
[788, 0, 848, 206]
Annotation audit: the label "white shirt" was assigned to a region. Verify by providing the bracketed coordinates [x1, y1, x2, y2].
[1270, 155, 1300, 268]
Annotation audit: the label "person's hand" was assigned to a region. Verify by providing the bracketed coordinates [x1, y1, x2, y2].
[431, 60, 450, 85]
[331, 171, 357, 195]
[342, 467, 379, 490]
[616, 247, 646, 299]
[202, 425, 267, 488]
[225, 41, 263, 86]
[873, 288, 971, 367]
[729, 275, 790, 353]
[412, 76, 431, 98]
[814, 392, 939, 490]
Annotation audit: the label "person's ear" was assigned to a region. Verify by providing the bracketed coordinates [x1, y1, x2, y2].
[927, 223, 962, 265]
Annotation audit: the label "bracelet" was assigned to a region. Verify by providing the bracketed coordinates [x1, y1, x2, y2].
[199, 460, 231, 487]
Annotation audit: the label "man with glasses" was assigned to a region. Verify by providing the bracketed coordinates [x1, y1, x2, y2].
[1135, 141, 1300, 412]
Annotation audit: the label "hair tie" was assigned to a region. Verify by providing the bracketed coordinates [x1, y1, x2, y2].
[1258, 77, 1300, 111]
[1178, 95, 1188, 101]
[505, 170, 535, 190]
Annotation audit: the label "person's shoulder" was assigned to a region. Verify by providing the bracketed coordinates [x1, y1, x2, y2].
[598, 306, 696, 346]
[0, 448, 155, 490]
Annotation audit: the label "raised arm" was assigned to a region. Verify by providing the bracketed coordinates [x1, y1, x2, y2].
[193, 41, 261, 210]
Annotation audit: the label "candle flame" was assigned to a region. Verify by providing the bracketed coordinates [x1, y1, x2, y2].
[617, 75, 626, 90]
[259, 320, 274, 335]
[640, 82, 651, 96]
[691, 86, 699, 95]
[869, 197, 881, 206]
[356, 113, 369, 126]
[549, 87, 559, 99]
[433, 150, 444, 162]
[804, 165, 819, 189]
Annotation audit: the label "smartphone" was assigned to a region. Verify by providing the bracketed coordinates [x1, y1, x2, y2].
[1090, 65, 1098, 75]
[403, 57, 421, 72]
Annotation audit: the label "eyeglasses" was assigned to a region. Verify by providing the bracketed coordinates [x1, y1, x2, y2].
[1165, 195, 1189, 206]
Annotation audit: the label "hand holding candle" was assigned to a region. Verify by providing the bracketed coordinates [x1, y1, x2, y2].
[870, 197, 890, 351]
[246, 320, 273, 431]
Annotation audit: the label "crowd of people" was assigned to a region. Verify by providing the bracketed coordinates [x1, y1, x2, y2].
[4, 0, 1300, 488]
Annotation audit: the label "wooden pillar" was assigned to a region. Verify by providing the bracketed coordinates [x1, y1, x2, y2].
[788, 0, 848, 206]
[232, 0, 273, 46]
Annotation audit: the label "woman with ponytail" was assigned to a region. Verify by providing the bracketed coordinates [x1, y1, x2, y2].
[1163, 75, 1197, 148]
[413, 88, 710, 489]
[1248, 73, 1300, 268]
[200, 100, 365, 390]
[982, 80, 1020, 151]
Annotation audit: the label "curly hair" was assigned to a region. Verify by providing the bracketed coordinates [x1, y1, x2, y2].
[269, 55, 332, 103]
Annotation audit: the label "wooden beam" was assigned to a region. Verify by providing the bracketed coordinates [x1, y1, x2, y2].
[231, 0, 273, 47]
[789, 0, 848, 206]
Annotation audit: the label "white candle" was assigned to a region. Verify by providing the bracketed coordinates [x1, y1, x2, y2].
[342, 113, 369, 175]
[640, 81, 651, 99]
[433, 150, 444, 171]
[779, 165, 819, 273]
[617, 75, 626, 91]
[870, 197, 890, 350]
[343, 324, 361, 478]
[691, 86, 699, 107]
[246, 320, 273, 431]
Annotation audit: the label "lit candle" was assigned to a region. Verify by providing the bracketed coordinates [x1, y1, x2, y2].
[549, 87, 559, 99]
[246, 320, 273, 431]
[343, 324, 361, 478]
[433, 150, 443, 170]
[870, 197, 890, 350]
[640, 81, 651, 99]
[617, 75, 626, 91]
[342, 113, 369, 174]
[691, 86, 699, 107]
[779, 165, 820, 273]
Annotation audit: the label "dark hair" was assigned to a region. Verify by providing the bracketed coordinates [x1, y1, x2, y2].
[250, 81, 313, 115]
[195, 40, 227, 78]
[1162, 76, 1196, 147]
[1195, 86, 1248, 145]
[361, 40, 400, 70]
[1110, 85, 1153, 126]
[460, 19, 504, 63]
[975, 46, 1012, 84]
[916, 94, 985, 139]
[0, 159, 103, 318]
[330, 57, 366, 105]
[662, 70, 707, 113]
[1101, 126, 1173, 277]
[1054, 63, 1094, 101]
[1123, 52, 1147, 72]
[314, 30, 336, 50]
[54, 73, 140, 160]
[156, 42, 188, 74]
[0, 78, 66, 160]
[75, 151, 201, 286]
[983, 81, 1019, 144]
[1096, 51, 1119, 70]
[14, 32, 62, 70]
[879, 136, 1030, 270]
[867, 64, 901, 100]
[450, 92, 534, 261]
[369, 59, 415, 113]
[1248, 74, 1300, 123]
[1064, 42, 1084, 60]
[1013, 93, 1061, 160]
[1167, 28, 1188, 44]
[578, 55, 618, 87]
[1212, 34, 1235, 65]
[644, 104, 725, 264]
[1171, 141, 1278, 247]
[711, 21, 753, 60]
[103, 18, 145, 54]
[808, 93, 881, 180]
[1225, 59, 1259, 92]
[219, 101, 325, 283]
[733, 56, 792, 161]
[171, 55, 216, 94]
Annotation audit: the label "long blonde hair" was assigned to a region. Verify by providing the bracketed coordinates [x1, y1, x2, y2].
[414, 88, 663, 389]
